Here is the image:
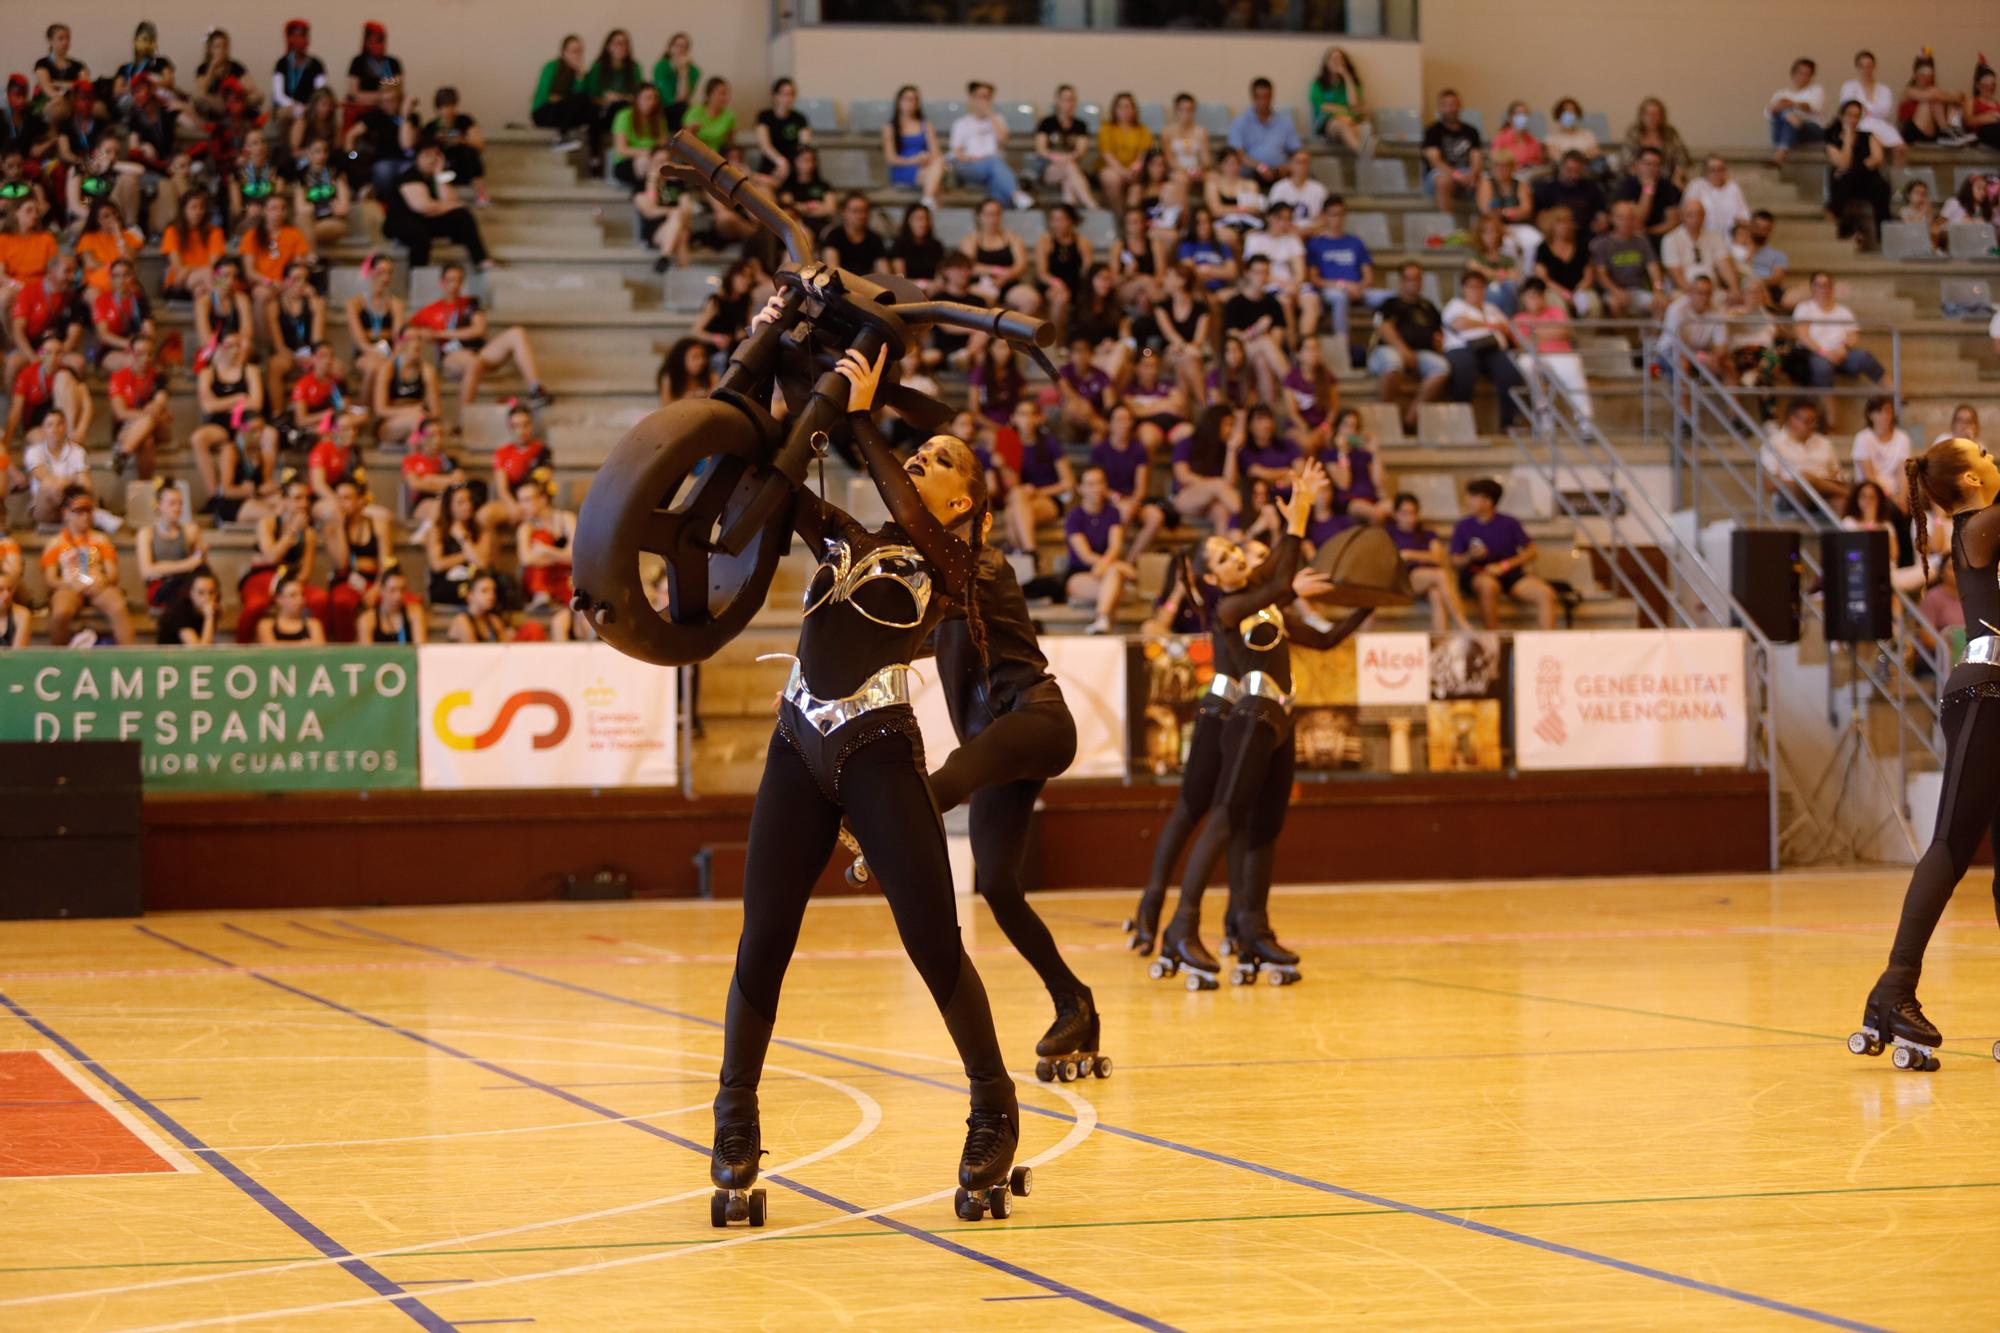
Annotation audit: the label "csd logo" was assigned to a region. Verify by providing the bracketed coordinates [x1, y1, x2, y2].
[434, 690, 572, 751]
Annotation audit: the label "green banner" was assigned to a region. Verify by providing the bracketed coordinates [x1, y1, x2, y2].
[0, 648, 419, 792]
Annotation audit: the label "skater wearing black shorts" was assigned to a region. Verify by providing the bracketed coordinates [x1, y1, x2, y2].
[1854, 437, 2000, 1069]
[710, 326, 1021, 1225]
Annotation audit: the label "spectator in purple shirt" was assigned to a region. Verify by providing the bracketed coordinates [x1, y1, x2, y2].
[1322, 407, 1388, 522]
[1238, 404, 1302, 494]
[1305, 479, 1352, 551]
[1171, 403, 1244, 531]
[1449, 477, 1557, 628]
[1003, 398, 1075, 557]
[1091, 402, 1166, 564]
[968, 337, 1025, 426]
[1065, 465, 1131, 633]
[1389, 491, 1470, 631]
[1057, 334, 1112, 440]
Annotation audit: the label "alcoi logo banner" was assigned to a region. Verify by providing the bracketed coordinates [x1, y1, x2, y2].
[0, 648, 420, 792]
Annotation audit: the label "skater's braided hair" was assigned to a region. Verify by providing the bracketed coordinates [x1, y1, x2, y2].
[936, 434, 992, 668]
[1907, 438, 1980, 583]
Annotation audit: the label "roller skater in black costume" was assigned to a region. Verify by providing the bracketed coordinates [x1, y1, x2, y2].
[1154, 464, 1370, 990]
[710, 331, 1029, 1225]
[1852, 438, 2000, 1072]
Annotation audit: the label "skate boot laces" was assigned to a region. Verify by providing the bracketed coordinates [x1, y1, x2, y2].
[962, 1108, 1014, 1166]
[715, 1122, 763, 1165]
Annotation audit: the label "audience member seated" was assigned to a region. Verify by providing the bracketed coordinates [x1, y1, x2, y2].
[1064, 465, 1132, 634]
[1056, 334, 1112, 439]
[582, 30, 642, 170]
[882, 84, 947, 210]
[412, 261, 550, 408]
[1176, 207, 1237, 295]
[1533, 152, 1608, 238]
[1440, 271, 1525, 432]
[1388, 491, 1470, 631]
[236, 476, 327, 639]
[1092, 401, 1166, 550]
[445, 571, 513, 643]
[1464, 212, 1523, 314]
[1587, 201, 1665, 318]
[1622, 97, 1692, 185]
[1171, 404, 1243, 532]
[290, 136, 350, 249]
[1421, 89, 1483, 213]
[1761, 397, 1849, 511]
[1220, 254, 1291, 403]
[400, 422, 464, 529]
[1152, 263, 1209, 401]
[1479, 150, 1535, 238]
[659, 335, 714, 405]
[1661, 201, 1738, 296]
[691, 259, 759, 356]
[1614, 147, 1681, 241]
[1227, 77, 1299, 187]
[611, 82, 670, 190]
[680, 77, 737, 154]
[92, 257, 153, 374]
[157, 569, 222, 647]
[41, 485, 135, 645]
[385, 139, 489, 269]
[1837, 50, 1906, 164]
[23, 407, 92, 527]
[1851, 395, 1913, 529]
[132, 479, 204, 618]
[1322, 407, 1386, 522]
[1028, 84, 1097, 211]
[227, 129, 283, 232]
[373, 328, 442, 443]
[1450, 477, 1556, 629]
[108, 331, 170, 479]
[951, 81, 1032, 211]
[1003, 399, 1074, 556]
[1308, 46, 1368, 154]
[637, 148, 696, 273]
[1098, 93, 1154, 209]
[1279, 336, 1337, 453]
[427, 484, 498, 608]
[357, 561, 426, 643]
[1369, 262, 1448, 433]
[1825, 99, 1891, 249]
[530, 35, 596, 157]
[820, 192, 888, 275]
[262, 261, 324, 408]
[1204, 149, 1269, 240]
[515, 473, 580, 636]
[256, 568, 327, 645]
[322, 477, 391, 641]
[9, 255, 87, 384]
[1742, 210, 1793, 310]
[1970, 65, 2000, 152]
[775, 145, 835, 234]
[751, 77, 811, 189]
[960, 199, 1039, 315]
[73, 200, 142, 292]
[1304, 197, 1382, 352]
[160, 189, 224, 301]
[270, 19, 327, 127]
[7, 330, 90, 455]
[342, 79, 416, 202]
[1543, 97, 1603, 172]
[1767, 58, 1826, 166]
[1162, 94, 1213, 190]
[1683, 155, 1749, 241]
[1269, 148, 1327, 226]
[1793, 272, 1883, 431]
[484, 402, 555, 529]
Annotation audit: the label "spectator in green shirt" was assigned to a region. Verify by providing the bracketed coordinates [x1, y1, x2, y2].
[1309, 46, 1367, 154]
[611, 84, 669, 188]
[530, 35, 594, 157]
[652, 32, 700, 131]
[582, 29, 640, 175]
[682, 77, 737, 155]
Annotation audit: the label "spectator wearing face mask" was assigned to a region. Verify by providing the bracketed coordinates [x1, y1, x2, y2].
[1543, 97, 1603, 171]
[1490, 101, 1546, 172]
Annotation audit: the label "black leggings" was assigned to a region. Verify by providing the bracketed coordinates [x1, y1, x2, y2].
[715, 712, 1011, 1123]
[1882, 682, 2000, 987]
[1141, 704, 1229, 912]
[532, 95, 598, 153]
[931, 696, 1086, 1000]
[385, 208, 488, 267]
[1173, 698, 1295, 928]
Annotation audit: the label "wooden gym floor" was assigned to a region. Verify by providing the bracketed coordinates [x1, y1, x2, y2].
[2, 870, 1998, 1331]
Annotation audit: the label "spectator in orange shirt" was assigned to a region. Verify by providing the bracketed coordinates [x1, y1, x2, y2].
[0, 197, 58, 326]
[237, 195, 313, 332]
[160, 187, 224, 300]
[108, 331, 170, 479]
[409, 261, 552, 408]
[91, 258, 154, 373]
[74, 202, 144, 294]
[42, 486, 136, 646]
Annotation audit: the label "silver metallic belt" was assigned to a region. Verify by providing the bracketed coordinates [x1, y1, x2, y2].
[1205, 673, 1243, 704]
[761, 655, 914, 737]
[1240, 670, 1294, 710]
[1964, 636, 2000, 667]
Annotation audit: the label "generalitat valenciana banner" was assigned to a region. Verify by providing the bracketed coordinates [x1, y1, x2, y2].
[1512, 629, 1747, 771]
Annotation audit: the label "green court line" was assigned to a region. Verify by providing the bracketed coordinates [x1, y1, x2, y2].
[1382, 974, 2000, 1060]
[11, 1179, 2000, 1278]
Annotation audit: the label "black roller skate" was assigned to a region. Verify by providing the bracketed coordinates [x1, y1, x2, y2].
[954, 1105, 1032, 1221]
[1847, 984, 1941, 1072]
[709, 1117, 768, 1227]
[1124, 890, 1164, 956]
[1034, 990, 1111, 1083]
[1220, 908, 1241, 958]
[1231, 929, 1302, 987]
[1148, 917, 1222, 991]
[838, 823, 869, 887]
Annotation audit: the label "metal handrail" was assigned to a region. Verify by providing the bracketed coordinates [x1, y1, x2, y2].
[1508, 359, 1783, 869]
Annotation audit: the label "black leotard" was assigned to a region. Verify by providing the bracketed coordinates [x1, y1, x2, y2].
[387, 358, 426, 404]
[973, 239, 1016, 271]
[269, 618, 313, 642]
[357, 297, 395, 341]
[277, 298, 314, 353]
[1044, 236, 1083, 294]
[1953, 505, 2000, 644]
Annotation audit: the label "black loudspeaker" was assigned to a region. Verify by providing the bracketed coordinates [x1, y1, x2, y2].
[0, 742, 143, 919]
[1821, 528, 1894, 643]
[1731, 528, 1801, 643]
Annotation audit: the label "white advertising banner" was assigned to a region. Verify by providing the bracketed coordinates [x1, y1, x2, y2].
[1512, 629, 1748, 771]
[1353, 632, 1431, 706]
[911, 635, 1127, 780]
[417, 644, 678, 790]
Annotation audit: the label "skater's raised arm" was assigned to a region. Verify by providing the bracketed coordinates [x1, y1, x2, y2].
[839, 347, 976, 601]
[1216, 464, 1324, 625]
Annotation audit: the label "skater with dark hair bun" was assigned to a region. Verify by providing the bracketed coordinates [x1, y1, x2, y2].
[1851, 436, 2000, 1071]
[710, 320, 1026, 1227]
[1154, 463, 1370, 988]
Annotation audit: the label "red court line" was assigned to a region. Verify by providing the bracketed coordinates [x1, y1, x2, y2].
[0, 1051, 187, 1178]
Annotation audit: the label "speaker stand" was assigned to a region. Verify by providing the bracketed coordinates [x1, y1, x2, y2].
[1796, 641, 1919, 865]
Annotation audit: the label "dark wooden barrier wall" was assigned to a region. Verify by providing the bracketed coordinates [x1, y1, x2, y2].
[141, 769, 1770, 910]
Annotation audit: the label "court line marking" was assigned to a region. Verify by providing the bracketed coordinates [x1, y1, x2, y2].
[335, 921, 1897, 1333]
[214, 1099, 712, 1153]
[0, 990, 456, 1333]
[0, 1032, 885, 1313]
[107, 928, 1148, 1333]
[23, 1049, 199, 1175]
[219, 923, 292, 950]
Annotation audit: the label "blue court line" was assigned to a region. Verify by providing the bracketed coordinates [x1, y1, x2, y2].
[329, 919, 1893, 1333]
[135, 926, 1180, 1333]
[985, 1294, 1066, 1302]
[221, 923, 293, 950]
[0, 974, 453, 1333]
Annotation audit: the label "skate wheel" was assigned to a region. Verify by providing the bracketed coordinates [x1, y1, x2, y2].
[1269, 968, 1297, 987]
[747, 1188, 767, 1227]
[1059, 1059, 1079, 1083]
[1148, 959, 1170, 980]
[1924, 1056, 1942, 1072]
[1121, 917, 1136, 932]
[709, 1190, 728, 1228]
[1034, 1059, 1054, 1083]
[1093, 1055, 1112, 1078]
[1993, 1040, 2000, 1063]
[988, 1184, 1011, 1219]
[954, 1186, 980, 1221]
[1229, 966, 1250, 986]
[1892, 1046, 1915, 1070]
[1009, 1165, 1033, 1197]
[1847, 1032, 1870, 1056]
[1184, 973, 1203, 992]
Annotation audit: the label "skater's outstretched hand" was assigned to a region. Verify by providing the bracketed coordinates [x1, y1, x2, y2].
[1274, 462, 1326, 536]
[836, 345, 890, 413]
[1291, 569, 1335, 601]
[748, 292, 787, 334]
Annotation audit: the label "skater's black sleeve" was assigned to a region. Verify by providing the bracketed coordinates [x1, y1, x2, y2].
[1285, 604, 1371, 651]
[1216, 533, 1301, 629]
[850, 410, 974, 601]
[1958, 504, 2000, 568]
